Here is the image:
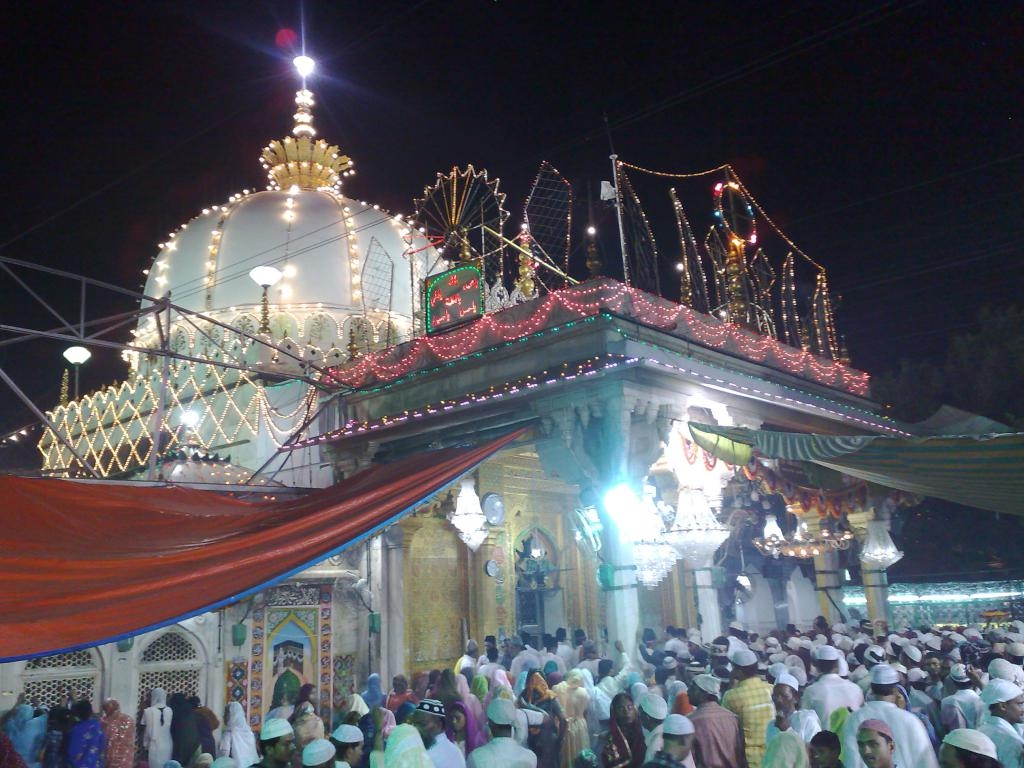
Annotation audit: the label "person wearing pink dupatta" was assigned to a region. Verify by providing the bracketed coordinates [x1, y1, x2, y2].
[444, 701, 486, 758]
[455, 674, 485, 728]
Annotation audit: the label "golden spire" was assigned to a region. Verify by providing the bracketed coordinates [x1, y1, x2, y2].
[259, 55, 354, 192]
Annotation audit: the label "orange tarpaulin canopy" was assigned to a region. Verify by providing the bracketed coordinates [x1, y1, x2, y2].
[1, 430, 522, 661]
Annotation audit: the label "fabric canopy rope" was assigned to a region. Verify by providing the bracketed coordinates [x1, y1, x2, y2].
[689, 423, 1024, 517]
[1, 429, 523, 661]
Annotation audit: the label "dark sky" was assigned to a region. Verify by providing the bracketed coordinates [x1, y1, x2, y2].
[1, 0, 1022, 442]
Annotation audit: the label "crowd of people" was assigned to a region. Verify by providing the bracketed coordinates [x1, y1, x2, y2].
[6, 617, 1024, 768]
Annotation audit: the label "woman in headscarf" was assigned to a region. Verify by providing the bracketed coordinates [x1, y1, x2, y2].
[577, 668, 609, 745]
[360, 677, 385, 712]
[144, 688, 174, 768]
[600, 692, 645, 768]
[520, 669, 566, 768]
[101, 700, 136, 768]
[483, 669, 513, 712]
[169, 693, 201, 767]
[429, 671, 461, 717]
[452, 673, 485, 728]
[292, 701, 325, 752]
[218, 702, 258, 768]
[3, 703, 46, 768]
[443, 701, 484, 759]
[470, 675, 488, 707]
[553, 670, 591, 768]
[368, 723, 432, 768]
[67, 701, 105, 768]
[384, 677, 416, 715]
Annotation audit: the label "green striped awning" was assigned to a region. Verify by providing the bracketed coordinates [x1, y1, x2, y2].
[689, 423, 1024, 516]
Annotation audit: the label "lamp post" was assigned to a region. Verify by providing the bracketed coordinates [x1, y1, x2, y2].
[249, 266, 283, 334]
[62, 345, 91, 399]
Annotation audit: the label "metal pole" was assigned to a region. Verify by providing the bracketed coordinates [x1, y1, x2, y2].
[610, 154, 630, 286]
[147, 297, 172, 481]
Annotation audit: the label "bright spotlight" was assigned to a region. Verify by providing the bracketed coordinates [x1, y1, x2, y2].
[294, 55, 315, 78]
[602, 482, 640, 526]
[180, 410, 200, 428]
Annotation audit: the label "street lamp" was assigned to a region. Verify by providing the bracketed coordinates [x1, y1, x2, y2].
[249, 266, 283, 334]
[62, 345, 91, 399]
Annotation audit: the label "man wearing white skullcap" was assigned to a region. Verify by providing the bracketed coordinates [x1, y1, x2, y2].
[640, 693, 696, 766]
[940, 728, 1000, 768]
[642, 715, 695, 767]
[978, 679, 1024, 768]
[941, 664, 985, 732]
[329, 725, 364, 768]
[255, 719, 296, 768]
[686, 675, 745, 768]
[839, 664, 939, 768]
[766, 673, 821, 748]
[300, 738, 335, 768]
[723, 647, 774, 766]
[803, 644, 864, 728]
[906, 667, 942, 736]
[466, 699, 536, 768]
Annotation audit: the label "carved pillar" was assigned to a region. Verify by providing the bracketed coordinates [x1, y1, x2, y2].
[381, 526, 405, 683]
[814, 549, 844, 623]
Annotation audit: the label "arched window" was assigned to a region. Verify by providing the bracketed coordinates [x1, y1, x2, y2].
[135, 630, 205, 713]
[23, 650, 101, 708]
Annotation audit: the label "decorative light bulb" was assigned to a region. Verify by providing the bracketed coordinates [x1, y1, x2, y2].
[294, 55, 315, 78]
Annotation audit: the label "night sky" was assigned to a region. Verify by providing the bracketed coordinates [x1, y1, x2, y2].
[2, 1, 1021, 441]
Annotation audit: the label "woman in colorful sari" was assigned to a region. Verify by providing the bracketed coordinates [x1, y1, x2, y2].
[600, 692, 645, 768]
[453, 673, 485, 728]
[67, 701, 105, 768]
[520, 670, 566, 768]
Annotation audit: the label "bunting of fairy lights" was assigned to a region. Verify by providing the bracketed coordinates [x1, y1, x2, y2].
[323, 280, 871, 396]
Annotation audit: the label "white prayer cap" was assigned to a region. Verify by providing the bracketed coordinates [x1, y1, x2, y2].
[768, 662, 789, 679]
[964, 627, 983, 640]
[769, 652, 787, 664]
[662, 656, 679, 670]
[870, 664, 900, 686]
[850, 666, 869, 683]
[901, 644, 923, 663]
[750, 639, 765, 652]
[799, 638, 813, 650]
[908, 668, 928, 683]
[1008, 642, 1024, 657]
[943, 729, 998, 760]
[765, 637, 781, 648]
[486, 698, 516, 725]
[924, 635, 942, 651]
[728, 620, 746, 632]
[729, 648, 758, 668]
[950, 632, 967, 644]
[788, 666, 807, 686]
[775, 672, 799, 691]
[662, 714, 694, 736]
[785, 654, 806, 672]
[950, 663, 970, 683]
[892, 663, 908, 675]
[981, 679, 1022, 706]
[865, 645, 887, 665]
[260, 718, 294, 740]
[301, 739, 335, 767]
[814, 645, 841, 662]
[948, 647, 962, 662]
[631, 682, 649, 702]
[331, 725, 363, 745]
[833, 623, 848, 633]
[837, 655, 849, 678]
[993, 642, 1007, 654]
[990, 658, 1017, 681]
[814, 634, 827, 645]
[639, 693, 668, 720]
[835, 636, 854, 652]
[786, 637, 802, 651]
[694, 674, 721, 696]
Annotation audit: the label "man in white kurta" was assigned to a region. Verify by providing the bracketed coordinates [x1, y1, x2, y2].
[411, 699, 466, 768]
[978, 679, 1024, 768]
[802, 645, 864, 727]
[839, 664, 938, 768]
[940, 664, 984, 732]
[765, 673, 821, 745]
[467, 699, 536, 768]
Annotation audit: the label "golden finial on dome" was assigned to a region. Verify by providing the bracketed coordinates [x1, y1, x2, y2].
[260, 55, 354, 192]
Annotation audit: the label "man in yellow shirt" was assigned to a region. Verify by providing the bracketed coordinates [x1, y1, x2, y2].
[722, 648, 775, 766]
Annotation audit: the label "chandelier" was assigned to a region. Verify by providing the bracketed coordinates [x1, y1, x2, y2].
[633, 539, 679, 587]
[449, 476, 488, 551]
[859, 519, 903, 569]
[753, 509, 854, 559]
[662, 488, 730, 562]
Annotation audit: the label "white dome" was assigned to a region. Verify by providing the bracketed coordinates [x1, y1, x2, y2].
[143, 190, 431, 318]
